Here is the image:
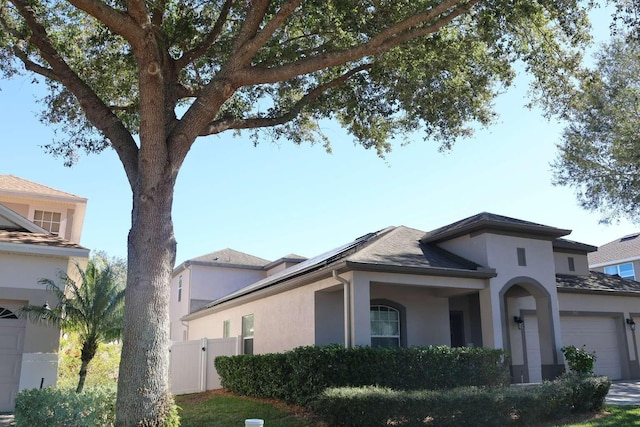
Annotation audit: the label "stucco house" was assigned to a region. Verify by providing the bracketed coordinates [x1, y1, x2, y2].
[588, 232, 640, 281]
[178, 212, 640, 384]
[170, 249, 306, 341]
[0, 175, 89, 412]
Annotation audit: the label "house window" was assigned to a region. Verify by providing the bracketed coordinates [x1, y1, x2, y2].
[242, 315, 254, 355]
[33, 210, 61, 235]
[517, 248, 527, 266]
[370, 305, 400, 348]
[604, 263, 635, 280]
[568, 257, 575, 272]
[178, 275, 182, 302]
[223, 320, 230, 338]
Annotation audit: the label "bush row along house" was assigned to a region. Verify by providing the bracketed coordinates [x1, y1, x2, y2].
[172, 212, 640, 383]
[0, 175, 89, 412]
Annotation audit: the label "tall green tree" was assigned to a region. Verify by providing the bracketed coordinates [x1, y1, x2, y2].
[20, 255, 125, 394]
[553, 36, 640, 222]
[1, 1, 594, 424]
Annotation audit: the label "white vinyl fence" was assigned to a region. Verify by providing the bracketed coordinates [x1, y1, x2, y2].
[169, 337, 240, 395]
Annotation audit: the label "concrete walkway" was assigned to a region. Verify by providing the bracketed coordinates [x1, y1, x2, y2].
[605, 380, 640, 406]
[0, 414, 14, 427]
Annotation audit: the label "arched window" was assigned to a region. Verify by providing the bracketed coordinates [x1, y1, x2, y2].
[370, 305, 400, 348]
[0, 307, 18, 319]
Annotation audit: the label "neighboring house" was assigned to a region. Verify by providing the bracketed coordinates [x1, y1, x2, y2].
[588, 233, 640, 281]
[181, 212, 640, 384]
[170, 249, 306, 341]
[0, 176, 89, 412]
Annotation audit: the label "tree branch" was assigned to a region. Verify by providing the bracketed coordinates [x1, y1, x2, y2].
[235, 0, 303, 63]
[239, 0, 478, 86]
[176, 0, 233, 69]
[66, 0, 142, 42]
[232, 0, 270, 52]
[9, 0, 140, 187]
[199, 64, 372, 136]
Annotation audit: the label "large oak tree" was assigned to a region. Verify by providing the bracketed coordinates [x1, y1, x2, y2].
[1, 1, 593, 424]
[553, 35, 640, 223]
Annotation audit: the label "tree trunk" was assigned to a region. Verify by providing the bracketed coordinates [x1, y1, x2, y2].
[76, 339, 98, 394]
[76, 359, 90, 393]
[115, 173, 177, 426]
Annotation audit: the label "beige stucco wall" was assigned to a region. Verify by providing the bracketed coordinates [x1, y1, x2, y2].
[187, 269, 487, 354]
[553, 252, 590, 275]
[170, 264, 267, 342]
[188, 276, 341, 354]
[169, 268, 191, 341]
[370, 283, 451, 346]
[189, 265, 266, 301]
[0, 253, 77, 353]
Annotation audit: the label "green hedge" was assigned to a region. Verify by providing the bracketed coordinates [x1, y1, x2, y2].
[312, 375, 611, 426]
[14, 386, 181, 427]
[15, 386, 116, 427]
[215, 345, 509, 405]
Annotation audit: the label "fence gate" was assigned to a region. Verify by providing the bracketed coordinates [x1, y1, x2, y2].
[169, 337, 239, 395]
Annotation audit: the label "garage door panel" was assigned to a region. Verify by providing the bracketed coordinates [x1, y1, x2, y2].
[0, 326, 24, 353]
[0, 318, 25, 412]
[560, 316, 622, 380]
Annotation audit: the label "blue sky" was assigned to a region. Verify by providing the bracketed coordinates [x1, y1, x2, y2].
[1, 6, 637, 265]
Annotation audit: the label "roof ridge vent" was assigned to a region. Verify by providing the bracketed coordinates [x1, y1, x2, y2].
[620, 233, 640, 242]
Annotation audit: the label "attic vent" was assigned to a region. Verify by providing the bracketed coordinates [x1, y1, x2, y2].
[620, 233, 640, 242]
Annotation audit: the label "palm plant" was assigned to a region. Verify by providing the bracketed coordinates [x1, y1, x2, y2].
[20, 256, 125, 393]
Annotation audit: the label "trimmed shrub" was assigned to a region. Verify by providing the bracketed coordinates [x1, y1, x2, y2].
[14, 386, 181, 427]
[215, 345, 509, 405]
[558, 373, 611, 412]
[15, 386, 116, 427]
[312, 376, 610, 426]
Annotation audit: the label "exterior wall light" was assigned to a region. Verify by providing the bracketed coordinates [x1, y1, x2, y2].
[626, 318, 636, 331]
[513, 316, 524, 329]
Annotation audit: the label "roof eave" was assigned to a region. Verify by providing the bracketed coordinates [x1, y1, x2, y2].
[0, 241, 90, 258]
[423, 222, 571, 244]
[556, 286, 640, 297]
[344, 261, 497, 279]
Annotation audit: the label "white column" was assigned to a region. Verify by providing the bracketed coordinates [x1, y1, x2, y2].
[350, 273, 371, 347]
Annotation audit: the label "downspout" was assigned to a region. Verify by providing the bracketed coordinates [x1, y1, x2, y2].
[332, 270, 352, 349]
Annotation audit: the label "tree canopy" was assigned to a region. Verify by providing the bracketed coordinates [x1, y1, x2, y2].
[1, 1, 597, 424]
[553, 35, 640, 223]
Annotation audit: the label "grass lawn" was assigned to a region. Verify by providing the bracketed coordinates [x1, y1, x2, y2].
[176, 391, 640, 427]
[176, 390, 322, 426]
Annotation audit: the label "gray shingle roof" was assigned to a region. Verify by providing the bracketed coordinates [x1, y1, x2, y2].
[421, 212, 571, 244]
[556, 271, 640, 295]
[189, 248, 270, 267]
[347, 226, 481, 271]
[588, 233, 640, 266]
[192, 226, 494, 313]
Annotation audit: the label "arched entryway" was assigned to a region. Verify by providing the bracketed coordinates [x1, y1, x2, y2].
[500, 277, 563, 383]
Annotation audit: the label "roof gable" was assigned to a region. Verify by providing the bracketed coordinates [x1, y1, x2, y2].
[421, 212, 571, 244]
[0, 175, 86, 202]
[588, 233, 640, 266]
[175, 248, 271, 273]
[0, 204, 48, 234]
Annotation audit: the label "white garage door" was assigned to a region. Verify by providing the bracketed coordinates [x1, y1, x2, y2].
[560, 316, 622, 380]
[0, 309, 25, 412]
